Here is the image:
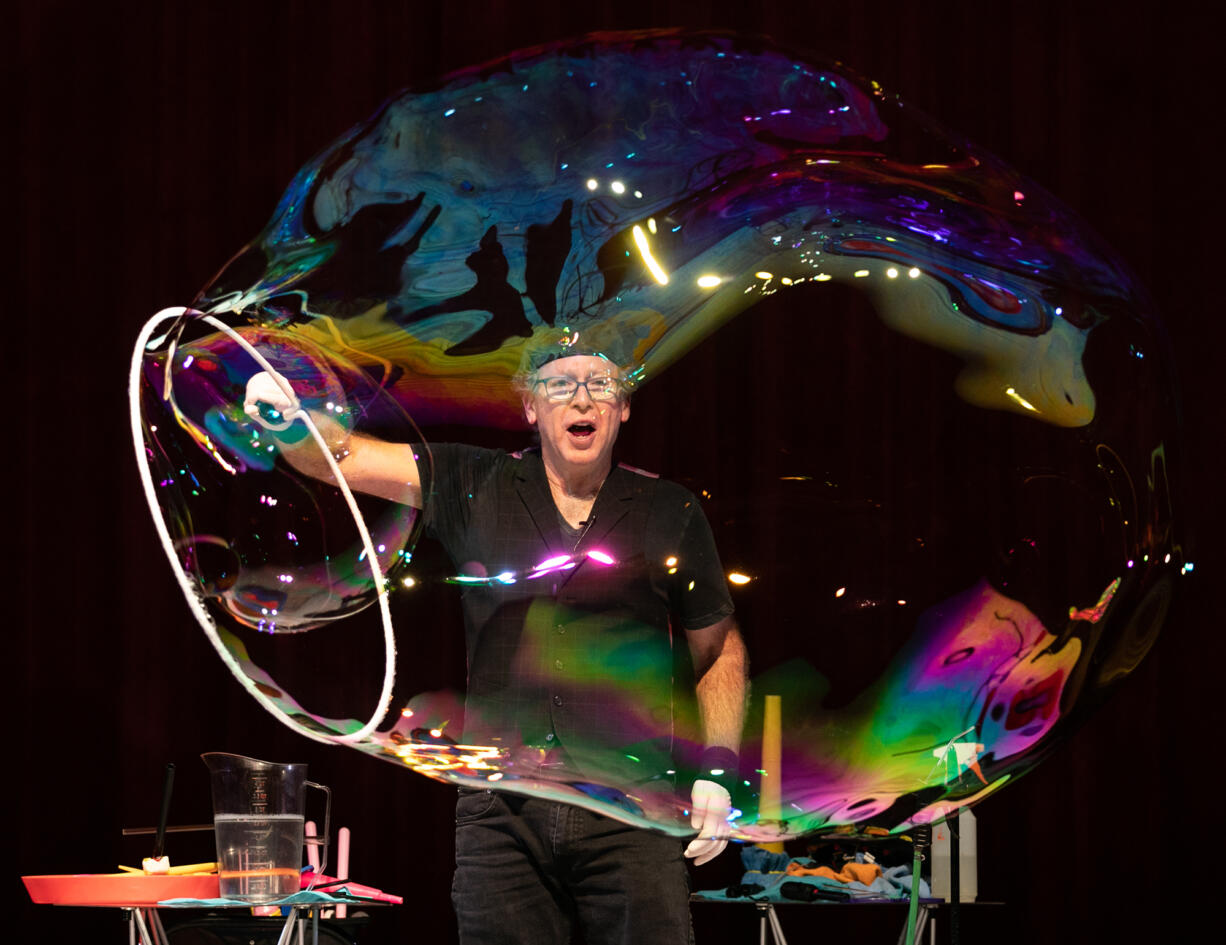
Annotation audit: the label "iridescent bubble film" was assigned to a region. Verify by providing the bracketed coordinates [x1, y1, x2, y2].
[133, 30, 1180, 837]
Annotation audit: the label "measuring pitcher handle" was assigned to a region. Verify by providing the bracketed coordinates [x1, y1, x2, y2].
[303, 780, 332, 887]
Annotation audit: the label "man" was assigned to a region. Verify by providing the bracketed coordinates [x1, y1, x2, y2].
[246, 335, 747, 944]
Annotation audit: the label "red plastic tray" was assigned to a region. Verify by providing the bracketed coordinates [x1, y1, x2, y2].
[23, 873, 220, 906]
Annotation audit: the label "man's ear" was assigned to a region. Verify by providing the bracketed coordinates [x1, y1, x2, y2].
[523, 394, 538, 426]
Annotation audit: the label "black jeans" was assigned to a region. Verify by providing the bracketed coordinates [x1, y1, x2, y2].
[452, 789, 694, 945]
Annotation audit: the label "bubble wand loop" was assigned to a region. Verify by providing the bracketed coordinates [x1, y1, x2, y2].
[129, 307, 397, 745]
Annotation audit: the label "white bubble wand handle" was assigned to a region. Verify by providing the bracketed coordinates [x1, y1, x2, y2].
[129, 307, 397, 745]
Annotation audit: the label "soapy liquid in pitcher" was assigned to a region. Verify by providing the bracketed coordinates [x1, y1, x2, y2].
[215, 813, 303, 901]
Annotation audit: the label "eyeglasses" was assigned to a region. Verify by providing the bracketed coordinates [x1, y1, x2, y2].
[534, 374, 622, 402]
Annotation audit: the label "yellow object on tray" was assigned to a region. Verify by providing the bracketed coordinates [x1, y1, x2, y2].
[117, 861, 219, 876]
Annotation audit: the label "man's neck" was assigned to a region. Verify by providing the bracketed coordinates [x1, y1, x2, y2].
[543, 457, 611, 529]
[541, 451, 611, 500]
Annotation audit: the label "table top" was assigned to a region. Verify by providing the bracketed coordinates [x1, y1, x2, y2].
[23, 873, 399, 909]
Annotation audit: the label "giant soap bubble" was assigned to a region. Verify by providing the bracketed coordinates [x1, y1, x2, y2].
[131, 30, 1181, 839]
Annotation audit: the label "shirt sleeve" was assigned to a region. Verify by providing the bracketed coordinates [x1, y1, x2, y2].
[672, 496, 736, 631]
[422, 443, 492, 545]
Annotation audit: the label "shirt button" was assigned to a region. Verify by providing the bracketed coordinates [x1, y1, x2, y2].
[553, 695, 563, 706]
[554, 659, 564, 670]
[556, 625, 566, 634]
[545, 732, 555, 742]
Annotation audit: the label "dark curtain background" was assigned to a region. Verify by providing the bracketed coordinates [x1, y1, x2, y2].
[15, 1, 1222, 942]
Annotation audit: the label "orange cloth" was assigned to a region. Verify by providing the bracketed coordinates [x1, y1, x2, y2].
[785, 860, 883, 885]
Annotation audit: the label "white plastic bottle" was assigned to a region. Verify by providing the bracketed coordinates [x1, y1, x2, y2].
[930, 808, 977, 902]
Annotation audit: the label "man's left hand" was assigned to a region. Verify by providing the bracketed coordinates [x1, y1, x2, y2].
[684, 779, 732, 866]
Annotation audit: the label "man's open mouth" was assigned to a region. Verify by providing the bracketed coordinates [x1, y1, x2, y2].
[568, 422, 596, 438]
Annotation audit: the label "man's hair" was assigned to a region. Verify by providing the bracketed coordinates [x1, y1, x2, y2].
[512, 326, 643, 396]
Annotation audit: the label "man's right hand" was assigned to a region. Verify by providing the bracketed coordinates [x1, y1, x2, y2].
[244, 370, 300, 431]
[684, 779, 733, 866]
[242, 370, 423, 508]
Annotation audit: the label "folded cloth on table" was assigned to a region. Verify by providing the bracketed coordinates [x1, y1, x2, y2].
[739, 847, 791, 874]
[159, 890, 373, 907]
[693, 849, 931, 902]
[786, 859, 883, 885]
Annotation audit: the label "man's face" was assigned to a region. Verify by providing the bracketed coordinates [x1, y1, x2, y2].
[523, 355, 630, 475]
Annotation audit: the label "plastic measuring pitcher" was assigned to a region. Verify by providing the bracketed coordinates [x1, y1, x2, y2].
[202, 752, 330, 902]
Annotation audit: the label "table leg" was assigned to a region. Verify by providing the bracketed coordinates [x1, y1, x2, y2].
[274, 909, 297, 945]
[132, 907, 155, 945]
[150, 908, 170, 944]
[753, 903, 789, 945]
[767, 904, 789, 945]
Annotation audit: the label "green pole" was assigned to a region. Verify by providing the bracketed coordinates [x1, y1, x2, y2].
[905, 825, 931, 945]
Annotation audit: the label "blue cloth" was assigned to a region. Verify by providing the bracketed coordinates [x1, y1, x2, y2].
[158, 889, 371, 907]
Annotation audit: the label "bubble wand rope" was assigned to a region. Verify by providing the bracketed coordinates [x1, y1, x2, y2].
[129, 307, 397, 745]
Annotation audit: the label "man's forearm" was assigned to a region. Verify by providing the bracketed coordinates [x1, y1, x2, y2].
[695, 623, 748, 752]
[273, 414, 422, 507]
[274, 410, 351, 480]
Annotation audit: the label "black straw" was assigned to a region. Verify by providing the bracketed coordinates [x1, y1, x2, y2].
[151, 762, 176, 860]
[123, 824, 212, 836]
